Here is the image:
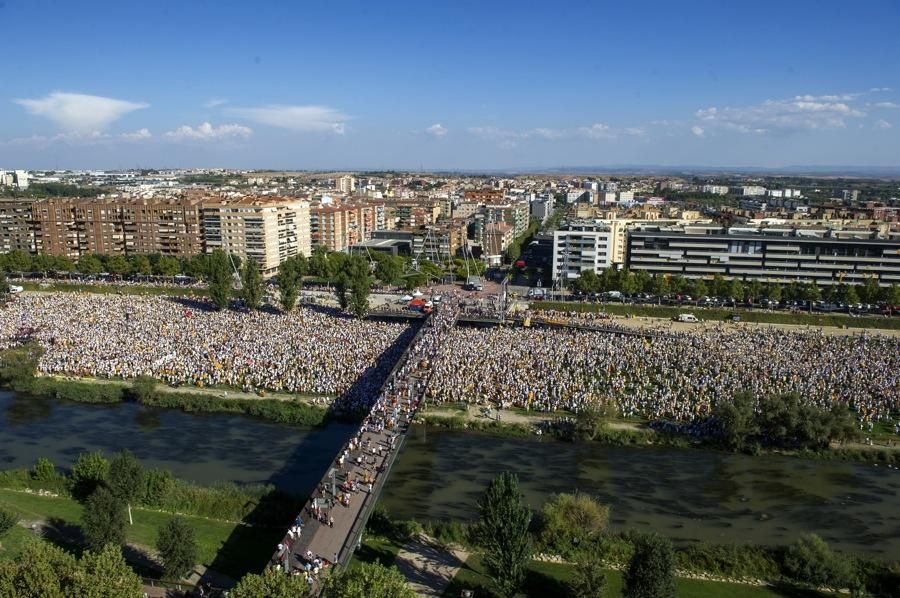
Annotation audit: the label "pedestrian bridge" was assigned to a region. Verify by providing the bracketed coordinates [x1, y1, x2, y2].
[268, 307, 446, 592]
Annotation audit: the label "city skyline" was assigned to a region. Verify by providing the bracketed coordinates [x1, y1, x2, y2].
[2, 0, 899, 170]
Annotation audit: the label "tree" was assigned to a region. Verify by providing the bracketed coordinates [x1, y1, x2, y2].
[374, 255, 403, 286]
[156, 517, 198, 579]
[574, 270, 601, 294]
[710, 274, 727, 298]
[207, 250, 232, 310]
[747, 279, 763, 302]
[0, 539, 141, 597]
[650, 274, 670, 297]
[569, 553, 608, 598]
[70, 451, 109, 500]
[74, 543, 144, 598]
[105, 255, 129, 276]
[540, 493, 609, 558]
[623, 534, 676, 598]
[574, 401, 615, 441]
[230, 569, 312, 597]
[77, 254, 103, 275]
[619, 270, 638, 295]
[82, 486, 126, 551]
[241, 259, 263, 310]
[727, 278, 745, 301]
[0, 270, 7, 295]
[713, 392, 758, 451]
[3, 249, 33, 273]
[277, 259, 300, 313]
[334, 273, 350, 311]
[154, 256, 181, 277]
[324, 561, 415, 598]
[690, 278, 708, 299]
[108, 450, 145, 525]
[767, 284, 782, 302]
[881, 283, 900, 306]
[129, 255, 152, 276]
[845, 285, 860, 305]
[347, 255, 371, 318]
[309, 247, 331, 279]
[784, 534, 852, 589]
[477, 472, 532, 597]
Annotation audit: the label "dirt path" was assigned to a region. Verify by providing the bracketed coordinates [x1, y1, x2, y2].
[41, 374, 334, 407]
[394, 534, 469, 598]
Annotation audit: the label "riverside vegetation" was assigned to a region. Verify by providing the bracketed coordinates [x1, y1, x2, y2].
[366, 475, 900, 598]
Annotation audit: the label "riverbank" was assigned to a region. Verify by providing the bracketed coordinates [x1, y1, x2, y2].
[416, 407, 900, 466]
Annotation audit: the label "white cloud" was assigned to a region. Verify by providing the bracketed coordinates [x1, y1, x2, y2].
[14, 92, 148, 133]
[227, 104, 349, 133]
[874, 101, 900, 109]
[204, 98, 228, 108]
[691, 126, 705, 137]
[121, 128, 152, 140]
[498, 140, 518, 150]
[695, 94, 866, 134]
[577, 123, 614, 139]
[163, 122, 252, 141]
[875, 119, 893, 129]
[426, 123, 448, 137]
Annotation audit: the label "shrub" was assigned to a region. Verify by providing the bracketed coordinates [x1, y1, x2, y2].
[623, 534, 676, 598]
[676, 543, 780, 580]
[783, 534, 852, 589]
[70, 451, 110, 500]
[30, 457, 56, 481]
[82, 486, 126, 551]
[540, 492, 610, 559]
[0, 508, 17, 537]
[422, 520, 474, 548]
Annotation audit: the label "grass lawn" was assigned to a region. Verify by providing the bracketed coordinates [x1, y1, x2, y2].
[0, 488, 281, 580]
[534, 301, 900, 331]
[445, 554, 829, 598]
[350, 533, 404, 570]
[20, 281, 209, 298]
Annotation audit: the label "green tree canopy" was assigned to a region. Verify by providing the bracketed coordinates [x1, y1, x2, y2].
[82, 486, 127, 551]
[784, 534, 852, 589]
[77, 254, 103, 275]
[156, 517, 198, 580]
[70, 451, 109, 499]
[623, 534, 676, 598]
[569, 553, 608, 598]
[277, 258, 300, 313]
[477, 472, 533, 597]
[230, 569, 312, 597]
[241, 259, 264, 310]
[324, 561, 416, 598]
[108, 450, 145, 525]
[540, 492, 609, 558]
[207, 250, 232, 310]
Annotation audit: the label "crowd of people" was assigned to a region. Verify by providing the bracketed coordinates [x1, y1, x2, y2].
[424, 324, 900, 428]
[0, 293, 412, 406]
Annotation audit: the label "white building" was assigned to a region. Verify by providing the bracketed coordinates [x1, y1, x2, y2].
[552, 220, 614, 281]
[701, 185, 730, 195]
[617, 191, 634, 203]
[530, 197, 554, 222]
[13, 171, 29, 189]
[336, 175, 356, 194]
[732, 185, 767, 196]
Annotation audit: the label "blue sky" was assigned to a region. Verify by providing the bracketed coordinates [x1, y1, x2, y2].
[1, 0, 899, 170]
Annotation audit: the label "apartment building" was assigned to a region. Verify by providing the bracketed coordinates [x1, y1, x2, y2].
[309, 200, 381, 251]
[30, 197, 204, 258]
[464, 189, 504, 202]
[412, 221, 467, 263]
[626, 224, 900, 286]
[551, 220, 614, 281]
[201, 198, 310, 275]
[0, 199, 35, 253]
[336, 175, 356, 194]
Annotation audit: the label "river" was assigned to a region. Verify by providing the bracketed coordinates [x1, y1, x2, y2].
[378, 425, 900, 560]
[2, 391, 898, 560]
[0, 391, 354, 495]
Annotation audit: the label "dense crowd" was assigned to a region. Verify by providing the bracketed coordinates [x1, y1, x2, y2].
[0, 293, 411, 405]
[424, 325, 900, 427]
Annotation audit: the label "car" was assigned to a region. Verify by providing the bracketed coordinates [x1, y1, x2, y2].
[673, 313, 700, 323]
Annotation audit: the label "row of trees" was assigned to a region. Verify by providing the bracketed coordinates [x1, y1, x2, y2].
[573, 267, 900, 305]
[0, 248, 246, 280]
